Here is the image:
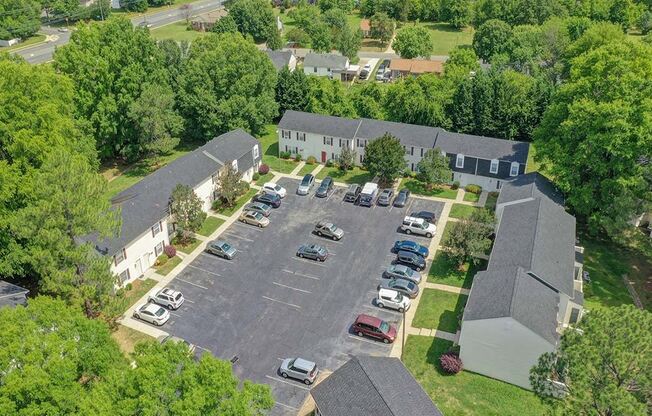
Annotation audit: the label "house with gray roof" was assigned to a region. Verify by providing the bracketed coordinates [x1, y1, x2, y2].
[310, 356, 443, 416]
[0, 280, 29, 308]
[264, 49, 297, 72]
[100, 130, 261, 285]
[303, 53, 351, 80]
[459, 174, 584, 390]
[278, 110, 529, 191]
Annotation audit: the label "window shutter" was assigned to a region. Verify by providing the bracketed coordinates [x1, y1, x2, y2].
[123, 248, 127, 260]
[420, 148, 424, 157]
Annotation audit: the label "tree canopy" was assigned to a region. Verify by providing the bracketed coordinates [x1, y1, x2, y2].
[0, 0, 41, 40]
[443, 208, 495, 266]
[362, 133, 406, 186]
[392, 25, 433, 58]
[228, 0, 277, 43]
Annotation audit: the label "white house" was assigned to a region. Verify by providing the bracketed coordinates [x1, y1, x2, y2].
[95, 130, 261, 286]
[459, 172, 584, 390]
[277, 110, 529, 190]
[265, 49, 297, 72]
[303, 53, 350, 80]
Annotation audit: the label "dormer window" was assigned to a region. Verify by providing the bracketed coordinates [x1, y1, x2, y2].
[490, 159, 499, 174]
[510, 161, 519, 176]
[456, 154, 464, 168]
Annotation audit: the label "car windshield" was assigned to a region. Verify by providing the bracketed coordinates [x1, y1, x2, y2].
[253, 212, 262, 220]
[301, 177, 311, 186]
[405, 268, 414, 276]
[155, 308, 166, 317]
[379, 321, 390, 333]
[274, 185, 281, 191]
[328, 224, 337, 232]
[221, 242, 231, 251]
[394, 293, 404, 302]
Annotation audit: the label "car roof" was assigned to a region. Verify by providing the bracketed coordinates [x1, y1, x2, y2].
[356, 313, 383, 327]
[381, 189, 392, 194]
[263, 182, 277, 187]
[398, 250, 418, 258]
[379, 288, 399, 297]
[293, 357, 316, 371]
[398, 240, 417, 247]
[347, 183, 360, 191]
[321, 177, 332, 184]
[317, 221, 333, 227]
[302, 174, 314, 180]
[142, 303, 164, 313]
[159, 287, 179, 296]
[211, 239, 228, 246]
[391, 264, 410, 272]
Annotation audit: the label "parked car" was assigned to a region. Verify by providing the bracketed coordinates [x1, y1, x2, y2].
[376, 288, 411, 312]
[138, 21, 153, 28]
[239, 210, 270, 227]
[296, 244, 328, 261]
[244, 202, 271, 217]
[254, 192, 281, 208]
[279, 358, 319, 385]
[297, 174, 315, 195]
[314, 221, 344, 240]
[315, 177, 333, 198]
[157, 335, 196, 354]
[205, 239, 236, 259]
[262, 182, 287, 198]
[393, 188, 410, 207]
[378, 278, 420, 299]
[376, 65, 387, 81]
[377, 189, 394, 206]
[393, 240, 429, 258]
[363, 63, 372, 72]
[411, 210, 436, 223]
[401, 216, 437, 238]
[148, 287, 184, 310]
[359, 182, 379, 207]
[359, 69, 369, 80]
[383, 264, 422, 284]
[395, 250, 426, 271]
[133, 303, 170, 326]
[382, 71, 392, 82]
[352, 314, 396, 344]
[344, 183, 361, 202]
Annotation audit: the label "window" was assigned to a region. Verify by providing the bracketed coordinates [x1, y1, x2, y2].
[411, 163, 415, 171]
[410, 146, 414, 156]
[119, 269, 130, 284]
[420, 148, 424, 157]
[490, 159, 499, 174]
[569, 308, 581, 324]
[294, 146, 299, 154]
[252, 145, 259, 159]
[359, 154, 363, 163]
[114, 248, 126, 266]
[281, 130, 291, 139]
[313, 67, 317, 73]
[284, 145, 289, 152]
[456, 154, 465, 168]
[510, 161, 519, 176]
[232, 160, 238, 172]
[323, 136, 333, 145]
[151, 222, 161, 237]
[296, 132, 305, 142]
[155, 241, 164, 257]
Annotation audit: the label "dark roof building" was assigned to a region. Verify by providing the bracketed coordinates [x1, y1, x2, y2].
[0, 280, 29, 308]
[303, 53, 349, 70]
[311, 356, 443, 416]
[264, 49, 296, 71]
[497, 172, 564, 207]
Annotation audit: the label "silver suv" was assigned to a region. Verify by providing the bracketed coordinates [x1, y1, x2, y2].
[314, 221, 344, 240]
[401, 216, 437, 238]
[148, 287, 184, 310]
[279, 357, 319, 385]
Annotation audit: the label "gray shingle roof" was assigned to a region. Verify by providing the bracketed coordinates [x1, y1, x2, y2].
[0, 280, 29, 308]
[497, 172, 564, 207]
[264, 49, 293, 71]
[99, 130, 259, 256]
[489, 197, 576, 296]
[357, 118, 441, 149]
[463, 267, 561, 344]
[434, 131, 529, 163]
[278, 110, 361, 139]
[304, 52, 348, 70]
[311, 356, 443, 416]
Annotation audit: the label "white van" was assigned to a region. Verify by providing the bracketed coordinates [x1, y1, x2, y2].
[401, 216, 437, 238]
[376, 288, 411, 312]
[359, 182, 379, 207]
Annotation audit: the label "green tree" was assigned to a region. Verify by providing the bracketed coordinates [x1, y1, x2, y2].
[417, 148, 452, 188]
[385, 74, 452, 128]
[323, 7, 347, 30]
[444, 46, 480, 82]
[339, 146, 357, 170]
[267, 28, 282, 50]
[128, 83, 183, 159]
[288, 3, 321, 33]
[370, 12, 395, 46]
[443, 208, 495, 267]
[392, 25, 433, 58]
[177, 33, 278, 141]
[335, 23, 362, 62]
[54, 17, 169, 160]
[441, 0, 472, 28]
[0, 0, 41, 40]
[216, 163, 244, 208]
[276, 67, 310, 113]
[534, 39, 652, 235]
[308, 20, 333, 52]
[318, 0, 354, 13]
[286, 27, 311, 46]
[473, 19, 513, 62]
[48, 0, 82, 23]
[229, 0, 276, 42]
[362, 133, 406, 186]
[85, 0, 111, 21]
[123, 0, 147, 12]
[169, 184, 206, 244]
[306, 76, 357, 117]
[530, 305, 652, 416]
[157, 38, 190, 88]
[349, 82, 387, 119]
[211, 14, 239, 34]
[448, 77, 475, 133]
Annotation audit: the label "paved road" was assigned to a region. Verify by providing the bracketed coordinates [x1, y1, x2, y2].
[288, 47, 450, 61]
[13, 0, 223, 64]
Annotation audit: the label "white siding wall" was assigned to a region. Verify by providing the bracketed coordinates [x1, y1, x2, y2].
[195, 176, 216, 212]
[459, 317, 556, 389]
[304, 66, 332, 77]
[453, 171, 502, 191]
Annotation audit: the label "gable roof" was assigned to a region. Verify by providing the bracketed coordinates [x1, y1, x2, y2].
[434, 131, 529, 163]
[357, 118, 441, 149]
[264, 49, 294, 71]
[278, 110, 361, 139]
[463, 267, 561, 344]
[311, 356, 443, 416]
[304, 53, 348, 70]
[0, 280, 29, 308]
[497, 172, 564, 207]
[389, 59, 443, 75]
[98, 130, 259, 256]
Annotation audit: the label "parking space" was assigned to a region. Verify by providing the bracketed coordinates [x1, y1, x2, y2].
[152, 177, 444, 414]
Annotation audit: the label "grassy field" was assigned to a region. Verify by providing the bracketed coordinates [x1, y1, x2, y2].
[449, 204, 481, 219]
[214, 188, 258, 217]
[441, 221, 455, 243]
[408, 22, 474, 55]
[114, 0, 198, 18]
[172, 236, 202, 254]
[0, 34, 46, 52]
[403, 336, 550, 416]
[258, 125, 300, 174]
[117, 278, 157, 315]
[412, 289, 467, 333]
[150, 21, 205, 42]
[153, 255, 182, 276]
[298, 163, 318, 176]
[463, 191, 480, 202]
[316, 165, 374, 184]
[402, 179, 458, 199]
[255, 172, 274, 185]
[197, 216, 225, 237]
[112, 325, 155, 356]
[428, 253, 484, 289]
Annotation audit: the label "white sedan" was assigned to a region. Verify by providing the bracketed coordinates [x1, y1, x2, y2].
[262, 182, 287, 198]
[133, 303, 170, 326]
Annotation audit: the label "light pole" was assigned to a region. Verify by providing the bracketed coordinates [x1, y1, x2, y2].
[401, 308, 406, 360]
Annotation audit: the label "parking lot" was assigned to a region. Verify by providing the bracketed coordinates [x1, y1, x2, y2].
[148, 177, 444, 414]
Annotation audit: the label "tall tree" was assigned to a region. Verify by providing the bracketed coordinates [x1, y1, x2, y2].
[177, 33, 278, 141]
[276, 67, 310, 113]
[211, 14, 239, 34]
[308, 20, 333, 52]
[444, 46, 480, 82]
[229, 0, 276, 42]
[370, 12, 395, 46]
[306, 76, 357, 117]
[448, 77, 475, 133]
[335, 23, 362, 62]
[0, 0, 41, 40]
[215, 163, 244, 208]
[339, 146, 357, 170]
[534, 39, 652, 235]
[417, 148, 452, 188]
[169, 184, 206, 245]
[443, 208, 495, 267]
[385, 74, 452, 129]
[392, 25, 434, 58]
[472, 19, 513, 62]
[363, 133, 406, 186]
[441, 0, 472, 28]
[349, 82, 387, 119]
[530, 305, 652, 416]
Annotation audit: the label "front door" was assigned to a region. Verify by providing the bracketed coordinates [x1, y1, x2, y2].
[321, 151, 327, 163]
[134, 259, 143, 277]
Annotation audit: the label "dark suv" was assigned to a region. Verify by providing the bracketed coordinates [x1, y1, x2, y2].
[395, 250, 426, 271]
[344, 184, 361, 202]
[315, 177, 333, 198]
[254, 192, 281, 208]
[352, 314, 396, 344]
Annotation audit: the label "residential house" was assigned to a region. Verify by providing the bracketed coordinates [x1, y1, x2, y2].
[389, 59, 444, 79]
[277, 110, 529, 190]
[265, 49, 297, 72]
[303, 53, 352, 80]
[311, 356, 443, 416]
[360, 19, 371, 37]
[190, 9, 228, 32]
[459, 172, 584, 390]
[96, 130, 261, 286]
[0, 280, 29, 308]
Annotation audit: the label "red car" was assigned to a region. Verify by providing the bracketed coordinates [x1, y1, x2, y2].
[352, 314, 397, 344]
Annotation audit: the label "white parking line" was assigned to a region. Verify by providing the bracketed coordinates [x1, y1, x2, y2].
[185, 299, 195, 303]
[310, 235, 344, 245]
[272, 281, 312, 294]
[195, 345, 212, 353]
[175, 277, 208, 290]
[187, 264, 222, 277]
[170, 312, 183, 317]
[292, 257, 327, 267]
[264, 375, 310, 391]
[200, 252, 234, 264]
[405, 200, 414, 213]
[223, 232, 254, 242]
[276, 402, 300, 411]
[262, 296, 301, 309]
[234, 222, 264, 232]
[347, 334, 391, 346]
[282, 269, 321, 280]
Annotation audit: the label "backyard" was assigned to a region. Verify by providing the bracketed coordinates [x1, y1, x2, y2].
[258, 124, 299, 174]
[412, 289, 468, 333]
[406, 22, 474, 56]
[150, 21, 205, 42]
[428, 253, 484, 289]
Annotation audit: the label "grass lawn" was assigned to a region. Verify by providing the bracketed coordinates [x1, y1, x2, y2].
[428, 252, 484, 289]
[111, 325, 155, 356]
[0, 34, 46, 52]
[150, 21, 205, 42]
[485, 192, 498, 211]
[298, 163, 318, 177]
[255, 172, 275, 186]
[402, 179, 458, 199]
[117, 278, 157, 315]
[441, 221, 455, 243]
[153, 255, 182, 276]
[172, 236, 202, 254]
[525, 142, 542, 174]
[407, 22, 474, 56]
[114, 0, 198, 18]
[197, 216, 225, 237]
[316, 165, 374, 185]
[449, 203, 481, 219]
[412, 289, 467, 333]
[258, 124, 299, 174]
[403, 336, 549, 416]
[463, 191, 480, 202]
[214, 188, 258, 217]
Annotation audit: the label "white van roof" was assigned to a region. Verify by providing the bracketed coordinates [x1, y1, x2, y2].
[379, 288, 400, 298]
[361, 182, 378, 194]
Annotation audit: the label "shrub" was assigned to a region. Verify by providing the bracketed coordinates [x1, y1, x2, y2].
[125, 283, 133, 291]
[465, 184, 482, 194]
[294, 153, 302, 162]
[253, 172, 260, 181]
[258, 163, 269, 174]
[164, 245, 176, 258]
[237, 180, 250, 195]
[325, 159, 335, 167]
[440, 352, 463, 374]
[280, 151, 291, 159]
[306, 155, 317, 165]
[451, 181, 460, 190]
[212, 199, 224, 211]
